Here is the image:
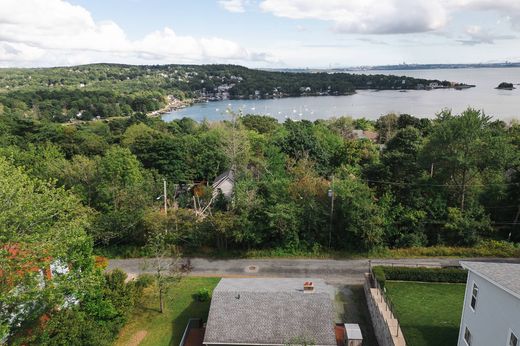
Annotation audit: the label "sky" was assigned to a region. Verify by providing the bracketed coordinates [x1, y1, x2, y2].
[1, 0, 520, 68]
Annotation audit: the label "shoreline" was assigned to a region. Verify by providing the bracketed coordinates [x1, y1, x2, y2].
[147, 96, 195, 117]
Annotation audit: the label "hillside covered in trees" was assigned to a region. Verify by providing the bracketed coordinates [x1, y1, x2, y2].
[0, 64, 459, 122]
[0, 107, 518, 253]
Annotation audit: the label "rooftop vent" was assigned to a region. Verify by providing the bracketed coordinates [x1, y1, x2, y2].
[303, 281, 314, 293]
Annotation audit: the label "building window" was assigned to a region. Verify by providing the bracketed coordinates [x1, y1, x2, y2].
[470, 283, 478, 310]
[510, 332, 518, 346]
[464, 327, 472, 346]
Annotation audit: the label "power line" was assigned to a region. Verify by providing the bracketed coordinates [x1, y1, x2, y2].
[415, 220, 519, 226]
[361, 178, 520, 187]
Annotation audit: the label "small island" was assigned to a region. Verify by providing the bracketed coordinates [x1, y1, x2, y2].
[496, 82, 515, 90]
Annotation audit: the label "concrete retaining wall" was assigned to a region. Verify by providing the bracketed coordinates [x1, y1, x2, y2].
[364, 274, 406, 346]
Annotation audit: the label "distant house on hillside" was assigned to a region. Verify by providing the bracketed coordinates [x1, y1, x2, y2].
[458, 261, 520, 346]
[203, 278, 337, 346]
[212, 170, 234, 198]
[350, 129, 379, 143]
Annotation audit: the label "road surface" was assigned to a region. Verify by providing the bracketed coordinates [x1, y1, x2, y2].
[107, 257, 520, 285]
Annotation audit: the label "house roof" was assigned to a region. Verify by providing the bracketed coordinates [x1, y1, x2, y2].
[203, 278, 337, 346]
[350, 130, 379, 141]
[460, 261, 520, 300]
[212, 169, 234, 188]
[344, 324, 362, 340]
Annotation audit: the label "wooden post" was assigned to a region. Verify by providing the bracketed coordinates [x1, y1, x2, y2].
[163, 179, 167, 216]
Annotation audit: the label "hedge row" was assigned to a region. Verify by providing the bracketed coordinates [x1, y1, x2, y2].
[372, 266, 467, 289]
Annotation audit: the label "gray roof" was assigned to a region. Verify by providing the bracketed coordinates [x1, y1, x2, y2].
[344, 324, 362, 340]
[203, 278, 337, 346]
[461, 261, 520, 299]
[212, 169, 234, 188]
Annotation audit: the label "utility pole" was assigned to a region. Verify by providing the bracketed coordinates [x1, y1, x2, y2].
[163, 178, 167, 216]
[328, 175, 335, 249]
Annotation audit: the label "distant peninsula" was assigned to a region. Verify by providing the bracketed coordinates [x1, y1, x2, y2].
[0, 63, 474, 123]
[268, 62, 520, 73]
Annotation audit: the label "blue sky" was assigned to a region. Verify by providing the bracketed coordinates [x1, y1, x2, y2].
[1, 0, 520, 68]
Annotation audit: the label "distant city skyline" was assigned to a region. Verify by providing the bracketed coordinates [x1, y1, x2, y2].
[1, 0, 520, 68]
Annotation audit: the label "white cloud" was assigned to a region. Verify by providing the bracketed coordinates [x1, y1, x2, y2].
[0, 0, 269, 67]
[457, 25, 516, 45]
[446, 0, 520, 29]
[259, 0, 520, 34]
[218, 0, 246, 13]
[259, 0, 448, 34]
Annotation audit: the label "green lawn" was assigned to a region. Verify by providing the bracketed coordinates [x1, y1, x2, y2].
[385, 281, 466, 346]
[114, 277, 220, 346]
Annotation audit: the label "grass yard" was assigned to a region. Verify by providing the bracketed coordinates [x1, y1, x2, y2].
[385, 281, 466, 346]
[114, 277, 220, 346]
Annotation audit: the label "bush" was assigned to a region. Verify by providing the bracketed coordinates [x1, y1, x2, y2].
[194, 288, 211, 302]
[26, 309, 114, 346]
[372, 266, 386, 288]
[136, 274, 154, 289]
[373, 266, 467, 289]
[381, 240, 520, 258]
[94, 255, 109, 269]
[15, 269, 143, 346]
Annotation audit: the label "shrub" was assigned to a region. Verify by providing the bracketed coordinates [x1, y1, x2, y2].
[383, 240, 520, 258]
[373, 266, 467, 289]
[372, 266, 386, 288]
[94, 255, 109, 269]
[136, 274, 154, 289]
[16, 269, 143, 346]
[194, 288, 211, 302]
[26, 309, 114, 346]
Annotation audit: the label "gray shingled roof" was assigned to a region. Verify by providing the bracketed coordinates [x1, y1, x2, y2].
[203, 278, 337, 346]
[461, 261, 520, 299]
[212, 169, 234, 188]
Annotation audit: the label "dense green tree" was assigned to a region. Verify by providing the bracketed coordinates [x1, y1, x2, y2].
[241, 114, 280, 134]
[376, 113, 399, 142]
[0, 157, 95, 341]
[333, 177, 386, 250]
[423, 109, 514, 211]
[92, 147, 152, 244]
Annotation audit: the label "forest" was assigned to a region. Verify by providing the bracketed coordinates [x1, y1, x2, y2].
[1, 105, 518, 253]
[0, 64, 453, 122]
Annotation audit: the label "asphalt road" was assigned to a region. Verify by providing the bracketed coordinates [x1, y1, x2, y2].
[107, 257, 520, 285]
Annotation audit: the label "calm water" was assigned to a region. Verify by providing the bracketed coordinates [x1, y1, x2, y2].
[163, 67, 520, 122]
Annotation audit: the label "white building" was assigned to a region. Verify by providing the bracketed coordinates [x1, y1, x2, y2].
[458, 261, 520, 346]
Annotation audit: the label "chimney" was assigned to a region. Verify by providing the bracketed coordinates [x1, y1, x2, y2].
[303, 281, 314, 293]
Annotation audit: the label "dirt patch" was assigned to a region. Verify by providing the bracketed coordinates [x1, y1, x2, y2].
[335, 285, 378, 346]
[127, 330, 148, 346]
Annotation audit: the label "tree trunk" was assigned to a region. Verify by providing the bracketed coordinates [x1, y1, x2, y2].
[461, 184, 466, 212]
[159, 287, 164, 313]
[460, 169, 467, 212]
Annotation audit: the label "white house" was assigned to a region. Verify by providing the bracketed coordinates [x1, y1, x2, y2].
[458, 261, 520, 346]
